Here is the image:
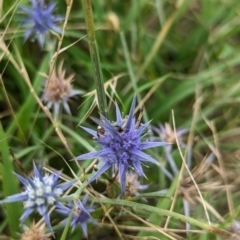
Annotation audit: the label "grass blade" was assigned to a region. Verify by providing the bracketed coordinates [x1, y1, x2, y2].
[0, 122, 22, 238]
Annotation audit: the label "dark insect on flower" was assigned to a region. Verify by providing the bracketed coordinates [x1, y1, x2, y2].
[76, 97, 168, 194]
[114, 106, 143, 133]
[115, 125, 124, 133]
[97, 125, 106, 137]
[57, 195, 96, 237]
[0, 162, 75, 234]
[19, 0, 63, 46]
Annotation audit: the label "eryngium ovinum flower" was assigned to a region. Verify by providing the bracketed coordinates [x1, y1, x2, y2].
[152, 123, 188, 152]
[19, 0, 62, 46]
[42, 60, 83, 116]
[152, 123, 188, 177]
[57, 195, 96, 237]
[21, 222, 51, 240]
[1, 162, 75, 234]
[76, 97, 168, 194]
[119, 171, 148, 197]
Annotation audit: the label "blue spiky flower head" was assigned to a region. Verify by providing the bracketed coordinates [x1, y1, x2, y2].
[1, 162, 75, 234]
[19, 0, 62, 46]
[57, 195, 96, 237]
[76, 97, 168, 194]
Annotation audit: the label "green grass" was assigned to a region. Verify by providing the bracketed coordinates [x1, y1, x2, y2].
[1, 0, 240, 239]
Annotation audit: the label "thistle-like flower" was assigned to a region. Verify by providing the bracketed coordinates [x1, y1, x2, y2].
[42, 61, 82, 116]
[152, 123, 188, 176]
[57, 195, 96, 237]
[21, 222, 51, 240]
[152, 122, 188, 152]
[19, 0, 62, 46]
[76, 97, 168, 194]
[1, 162, 75, 234]
[121, 171, 148, 197]
[232, 220, 240, 236]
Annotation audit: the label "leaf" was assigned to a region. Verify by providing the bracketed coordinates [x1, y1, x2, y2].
[0, 122, 22, 238]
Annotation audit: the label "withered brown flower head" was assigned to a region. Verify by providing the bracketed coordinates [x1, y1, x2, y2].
[152, 123, 188, 152]
[119, 171, 148, 196]
[42, 60, 82, 115]
[21, 222, 51, 240]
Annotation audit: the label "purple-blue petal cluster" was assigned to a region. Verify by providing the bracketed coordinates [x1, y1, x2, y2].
[1, 162, 75, 233]
[77, 97, 168, 194]
[19, 0, 62, 46]
[57, 195, 96, 236]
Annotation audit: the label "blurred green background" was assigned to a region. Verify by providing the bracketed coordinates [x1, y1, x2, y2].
[1, 0, 240, 239]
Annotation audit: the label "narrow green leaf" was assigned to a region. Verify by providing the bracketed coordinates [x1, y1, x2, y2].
[60, 212, 73, 240]
[0, 122, 22, 238]
[81, 0, 108, 117]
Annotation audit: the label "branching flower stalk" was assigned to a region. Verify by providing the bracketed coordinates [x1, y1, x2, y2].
[81, 0, 108, 117]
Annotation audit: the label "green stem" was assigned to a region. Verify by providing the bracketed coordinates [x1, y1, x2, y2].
[97, 197, 233, 238]
[82, 0, 108, 117]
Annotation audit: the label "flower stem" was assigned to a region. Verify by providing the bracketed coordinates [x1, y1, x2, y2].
[82, 0, 108, 117]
